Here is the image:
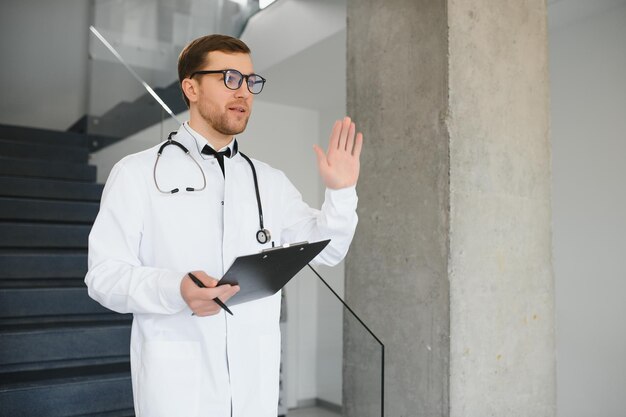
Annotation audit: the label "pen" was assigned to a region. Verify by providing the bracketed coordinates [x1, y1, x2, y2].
[188, 272, 234, 316]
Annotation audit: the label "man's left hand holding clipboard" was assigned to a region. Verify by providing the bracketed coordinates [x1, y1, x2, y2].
[180, 271, 240, 316]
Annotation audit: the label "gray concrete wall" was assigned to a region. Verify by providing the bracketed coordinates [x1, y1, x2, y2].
[447, 1, 555, 416]
[345, 1, 450, 415]
[345, 0, 555, 416]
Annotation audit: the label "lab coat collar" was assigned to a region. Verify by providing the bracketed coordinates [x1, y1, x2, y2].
[181, 122, 238, 158]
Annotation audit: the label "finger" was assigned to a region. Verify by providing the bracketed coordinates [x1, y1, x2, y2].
[313, 144, 328, 169]
[189, 298, 218, 316]
[194, 304, 221, 317]
[191, 271, 218, 288]
[328, 120, 341, 151]
[220, 285, 240, 303]
[352, 132, 364, 157]
[338, 117, 351, 151]
[195, 284, 231, 301]
[346, 122, 356, 153]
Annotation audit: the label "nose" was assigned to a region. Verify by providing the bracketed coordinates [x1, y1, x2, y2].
[234, 79, 251, 98]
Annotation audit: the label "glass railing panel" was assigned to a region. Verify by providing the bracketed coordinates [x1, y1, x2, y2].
[284, 264, 384, 417]
[84, 0, 260, 141]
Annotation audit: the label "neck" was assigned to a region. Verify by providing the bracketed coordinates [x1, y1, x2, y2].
[188, 117, 233, 151]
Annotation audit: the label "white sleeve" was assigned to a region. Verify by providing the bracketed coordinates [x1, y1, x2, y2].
[85, 160, 188, 315]
[279, 173, 358, 266]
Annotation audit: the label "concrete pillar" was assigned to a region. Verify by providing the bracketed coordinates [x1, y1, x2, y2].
[344, 1, 555, 416]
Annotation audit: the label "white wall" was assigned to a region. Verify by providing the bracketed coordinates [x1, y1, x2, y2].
[0, 0, 90, 130]
[550, 3, 626, 417]
[247, 25, 349, 407]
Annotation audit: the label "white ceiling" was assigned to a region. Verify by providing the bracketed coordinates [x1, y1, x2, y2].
[240, 0, 625, 115]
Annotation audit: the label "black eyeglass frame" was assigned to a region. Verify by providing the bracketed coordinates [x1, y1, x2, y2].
[189, 69, 266, 94]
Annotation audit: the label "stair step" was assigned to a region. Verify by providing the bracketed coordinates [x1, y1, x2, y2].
[0, 287, 111, 318]
[0, 313, 131, 327]
[0, 176, 103, 201]
[0, 197, 99, 223]
[88, 101, 162, 139]
[0, 124, 90, 148]
[0, 222, 90, 248]
[0, 354, 130, 375]
[0, 250, 87, 279]
[0, 322, 131, 370]
[0, 139, 89, 163]
[76, 409, 135, 417]
[0, 364, 133, 417]
[0, 156, 96, 182]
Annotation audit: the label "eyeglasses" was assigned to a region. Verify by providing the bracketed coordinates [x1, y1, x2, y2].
[190, 69, 266, 94]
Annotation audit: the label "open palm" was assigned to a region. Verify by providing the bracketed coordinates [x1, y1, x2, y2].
[313, 117, 363, 189]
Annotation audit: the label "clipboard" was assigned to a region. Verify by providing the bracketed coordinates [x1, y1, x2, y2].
[218, 239, 330, 306]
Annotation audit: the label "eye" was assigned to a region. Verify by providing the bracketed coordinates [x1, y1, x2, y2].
[224, 71, 242, 89]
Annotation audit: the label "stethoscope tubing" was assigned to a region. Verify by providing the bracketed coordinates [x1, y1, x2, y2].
[153, 135, 207, 194]
[153, 130, 270, 244]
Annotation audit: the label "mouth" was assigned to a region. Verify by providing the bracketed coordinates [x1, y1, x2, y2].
[228, 105, 247, 114]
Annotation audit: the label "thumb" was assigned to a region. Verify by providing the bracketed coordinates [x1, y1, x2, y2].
[313, 144, 328, 170]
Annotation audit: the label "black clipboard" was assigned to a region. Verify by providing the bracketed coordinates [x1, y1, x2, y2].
[218, 239, 330, 306]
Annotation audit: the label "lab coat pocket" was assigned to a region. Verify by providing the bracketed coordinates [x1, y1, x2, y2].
[138, 341, 201, 417]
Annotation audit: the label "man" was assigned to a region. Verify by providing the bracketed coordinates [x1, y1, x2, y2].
[86, 34, 362, 417]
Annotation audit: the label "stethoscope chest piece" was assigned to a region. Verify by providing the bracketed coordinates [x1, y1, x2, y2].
[256, 229, 271, 244]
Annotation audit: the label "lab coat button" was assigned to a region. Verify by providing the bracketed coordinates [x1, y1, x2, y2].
[221, 201, 224, 206]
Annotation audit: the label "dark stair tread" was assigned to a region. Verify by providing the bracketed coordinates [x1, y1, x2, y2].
[75, 409, 135, 417]
[0, 278, 88, 288]
[0, 313, 131, 327]
[0, 355, 130, 375]
[0, 362, 130, 390]
[0, 176, 103, 202]
[0, 319, 129, 333]
[0, 139, 89, 163]
[87, 102, 163, 139]
[0, 248, 87, 255]
[0, 249, 87, 279]
[0, 286, 115, 318]
[0, 364, 133, 417]
[0, 197, 99, 223]
[0, 222, 90, 248]
[0, 124, 91, 148]
[0, 321, 131, 370]
[0, 156, 96, 182]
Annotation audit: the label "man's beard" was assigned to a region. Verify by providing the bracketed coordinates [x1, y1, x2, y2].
[198, 101, 250, 136]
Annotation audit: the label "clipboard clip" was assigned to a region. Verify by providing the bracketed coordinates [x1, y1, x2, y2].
[261, 241, 309, 253]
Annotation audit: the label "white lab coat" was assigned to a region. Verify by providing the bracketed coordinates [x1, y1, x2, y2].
[85, 123, 358, 417]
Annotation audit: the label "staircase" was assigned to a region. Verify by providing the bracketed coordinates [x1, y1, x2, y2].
[69, 81, 186, 144]
[0, 124, 134, 416]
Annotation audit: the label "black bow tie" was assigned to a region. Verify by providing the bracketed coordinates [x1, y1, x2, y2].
[201, 145, 232, 177]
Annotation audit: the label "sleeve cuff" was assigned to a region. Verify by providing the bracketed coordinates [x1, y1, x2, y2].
[325, 185, 358, 207]
[158, 271, 188, 313]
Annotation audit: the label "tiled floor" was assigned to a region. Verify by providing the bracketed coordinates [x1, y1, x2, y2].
[287, 406, 341, 417]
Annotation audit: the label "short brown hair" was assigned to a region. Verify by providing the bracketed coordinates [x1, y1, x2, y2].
[178, 34, 251, 107]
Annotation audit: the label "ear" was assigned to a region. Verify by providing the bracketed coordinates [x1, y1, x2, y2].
[181, 78, 198, 104]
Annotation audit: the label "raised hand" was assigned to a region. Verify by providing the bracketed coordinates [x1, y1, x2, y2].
[313, 116, 363, 189]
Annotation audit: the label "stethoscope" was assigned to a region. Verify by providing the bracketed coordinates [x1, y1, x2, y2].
[153, 129, 272, 245]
